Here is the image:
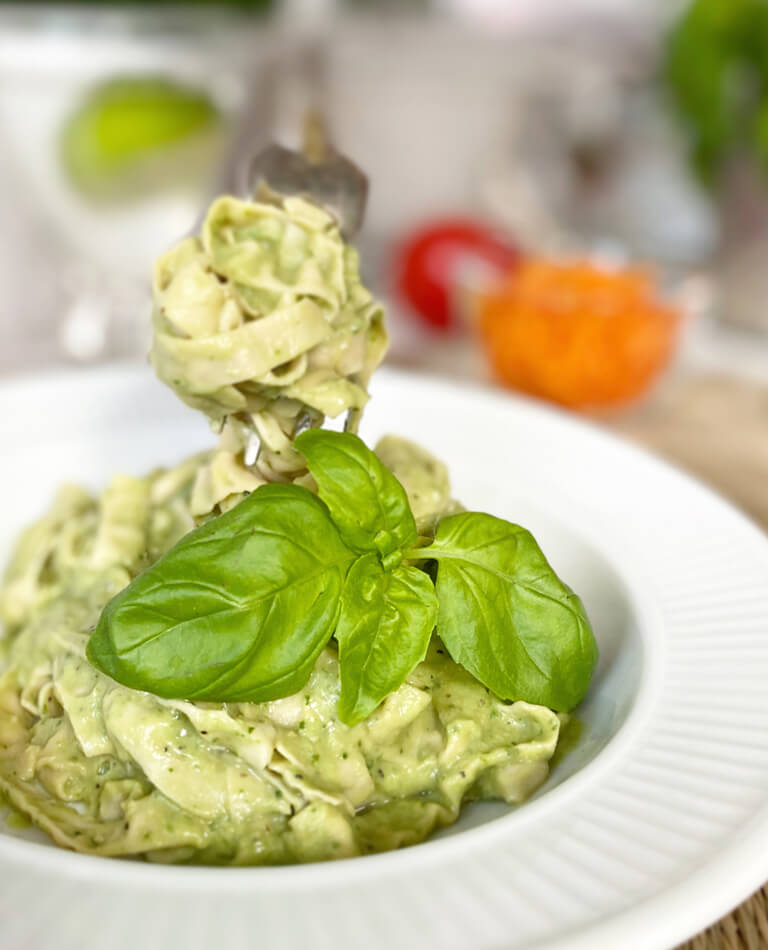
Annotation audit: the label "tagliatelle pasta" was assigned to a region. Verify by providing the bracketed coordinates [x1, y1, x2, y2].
[152, 195, 386, 514]
[0, 193, 566, 865]
[0, 452, 560, 864]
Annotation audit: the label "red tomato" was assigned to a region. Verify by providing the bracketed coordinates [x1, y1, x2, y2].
[392, 219, 520, 330]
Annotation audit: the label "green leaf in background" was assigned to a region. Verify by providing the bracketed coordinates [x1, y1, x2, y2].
[60, 76, 220, 195]
[664, 0, 768, 181]
[87, 483, 355, 702]
[335, 553, 438, 725]
[295, 429, 418, 566]
[418, 512, 598, 712]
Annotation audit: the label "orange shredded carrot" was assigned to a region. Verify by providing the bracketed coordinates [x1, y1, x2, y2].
[477, 259, 682, 409]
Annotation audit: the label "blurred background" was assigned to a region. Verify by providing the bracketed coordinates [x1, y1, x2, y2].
[1, 0, 767, 528]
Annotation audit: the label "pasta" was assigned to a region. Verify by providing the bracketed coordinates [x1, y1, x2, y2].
[0, 192, 565, 864]
[152, 194, 386, 514]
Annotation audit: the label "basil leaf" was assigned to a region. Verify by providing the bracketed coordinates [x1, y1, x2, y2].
[335, 553, 437, 725]
[87, 484, 355, 702]
[420, 512, 597, 711]
[295, 429, 417, 566]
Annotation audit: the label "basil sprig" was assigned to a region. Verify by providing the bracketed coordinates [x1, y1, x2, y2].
[87, 431, 598, 724]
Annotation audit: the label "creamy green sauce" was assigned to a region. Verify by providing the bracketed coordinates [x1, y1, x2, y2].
[0, 445, 559, 864]
[0, 194, 562, 864]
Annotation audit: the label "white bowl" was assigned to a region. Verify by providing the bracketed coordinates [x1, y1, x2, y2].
[1, 364, 767, 950]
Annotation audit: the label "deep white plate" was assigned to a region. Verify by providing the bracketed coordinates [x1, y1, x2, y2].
[1, 364, 767, 950]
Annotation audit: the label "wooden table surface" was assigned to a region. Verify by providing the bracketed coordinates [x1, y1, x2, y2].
[610, 374, 768, 529]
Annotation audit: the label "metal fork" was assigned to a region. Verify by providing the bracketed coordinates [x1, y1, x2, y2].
[202, 41, 368, 239]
